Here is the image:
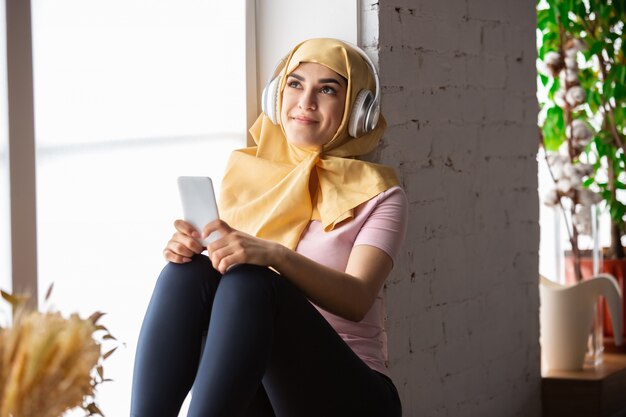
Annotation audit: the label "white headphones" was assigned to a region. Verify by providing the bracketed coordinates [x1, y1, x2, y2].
[261, 42, 381, 138]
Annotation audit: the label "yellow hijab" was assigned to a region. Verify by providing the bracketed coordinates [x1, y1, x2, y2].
[218, 38, 399, 250]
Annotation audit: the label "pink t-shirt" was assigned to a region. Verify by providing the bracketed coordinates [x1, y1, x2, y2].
[295, 186, 408, 376]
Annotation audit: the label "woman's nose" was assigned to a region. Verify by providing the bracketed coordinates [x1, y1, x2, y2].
[298, 89, 317, 110]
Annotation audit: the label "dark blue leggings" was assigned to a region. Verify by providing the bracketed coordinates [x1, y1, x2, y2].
[130, 255, 401, 417]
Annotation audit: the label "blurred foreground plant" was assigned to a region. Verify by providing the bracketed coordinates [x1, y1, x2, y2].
[0, 286, 117, 417]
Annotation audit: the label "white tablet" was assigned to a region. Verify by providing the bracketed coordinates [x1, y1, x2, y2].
[177, 176, 220, 246]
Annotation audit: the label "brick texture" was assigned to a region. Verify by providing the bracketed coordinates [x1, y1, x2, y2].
[361, 1, 541, 415]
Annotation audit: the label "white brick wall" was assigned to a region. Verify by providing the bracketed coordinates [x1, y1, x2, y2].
[362, 1, 541, 415]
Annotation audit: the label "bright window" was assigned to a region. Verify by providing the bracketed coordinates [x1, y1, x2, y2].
[30, 1, 246, 415]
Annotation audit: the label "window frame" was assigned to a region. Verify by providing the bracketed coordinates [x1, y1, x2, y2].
[5, 0, 38, 308]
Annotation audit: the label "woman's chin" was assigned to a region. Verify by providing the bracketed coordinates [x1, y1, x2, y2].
[285, 136, 326, 150]
[288, 142, 323, 152]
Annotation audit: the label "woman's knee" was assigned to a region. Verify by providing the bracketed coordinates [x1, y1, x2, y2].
[216, 264, 277, 302]
[154, 255, 219, 299]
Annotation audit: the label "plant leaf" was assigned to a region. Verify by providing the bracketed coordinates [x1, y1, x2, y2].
[103, 346, 118, 360]
[44, 282, 54, 302]
[85, 402, 103, 416]
[88, 311, 106, 325]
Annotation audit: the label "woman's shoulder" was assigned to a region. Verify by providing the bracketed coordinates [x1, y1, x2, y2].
[354, 185, 408, 232]
[359, 186, 408, 216]
[375, 185, 407, 203]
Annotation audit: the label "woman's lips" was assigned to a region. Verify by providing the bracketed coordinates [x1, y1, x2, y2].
[292, 115, 318, 124]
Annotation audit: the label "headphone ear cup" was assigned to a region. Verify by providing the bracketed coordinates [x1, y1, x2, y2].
[365, 98, 380, 134]
[348, 89, 374, 138]
[262, 75, 282, 124]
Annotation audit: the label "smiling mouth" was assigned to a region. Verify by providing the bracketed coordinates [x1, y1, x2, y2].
[292, 115, 318, 124]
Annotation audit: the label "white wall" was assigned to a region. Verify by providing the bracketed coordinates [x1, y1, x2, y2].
[254, 0, 358, 112]
[365, 1, 542, 416]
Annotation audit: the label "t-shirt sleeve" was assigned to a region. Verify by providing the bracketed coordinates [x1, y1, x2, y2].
[353, 186, 408, 261]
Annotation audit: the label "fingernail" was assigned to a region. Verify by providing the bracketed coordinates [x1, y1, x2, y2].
[192, 231, 200, 238]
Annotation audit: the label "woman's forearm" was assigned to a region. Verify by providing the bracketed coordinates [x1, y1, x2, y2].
[270, 244, 375, 322]
[201, 219, 391, 322]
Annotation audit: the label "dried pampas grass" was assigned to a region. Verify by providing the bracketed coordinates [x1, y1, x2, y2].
[0, 288, 117, 417]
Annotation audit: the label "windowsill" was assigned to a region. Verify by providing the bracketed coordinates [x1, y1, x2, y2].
[542, 343, 626, 417]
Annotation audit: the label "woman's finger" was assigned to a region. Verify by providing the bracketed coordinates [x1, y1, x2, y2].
[174, 219, 201, 238]
[206, 228, 238, 255]
[168, 241, 198, 259]
[202, 219, 232, 240]
[170, 232, 204, 254]
[209, 244, 234, 271]
[217, 252, 241, 274]
[163, 248, 192, 264]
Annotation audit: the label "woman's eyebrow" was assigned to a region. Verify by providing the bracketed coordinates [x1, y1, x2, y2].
[318, 78, 343, 86]
[287, 73, 305, 81]
[287, 73, 343, 86]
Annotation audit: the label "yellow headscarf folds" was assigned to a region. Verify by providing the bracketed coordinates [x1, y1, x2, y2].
[218, 38, 399, 250]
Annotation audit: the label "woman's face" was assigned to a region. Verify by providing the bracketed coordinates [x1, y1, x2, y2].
[280, 62, 347, 148]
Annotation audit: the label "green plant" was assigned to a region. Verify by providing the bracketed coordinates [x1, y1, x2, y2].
[537, 0, 626, 281]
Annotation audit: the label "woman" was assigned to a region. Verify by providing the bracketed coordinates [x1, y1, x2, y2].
[130, 38, 407, 417]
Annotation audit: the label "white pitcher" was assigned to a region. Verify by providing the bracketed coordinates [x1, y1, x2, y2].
[540, 273, 623, 371]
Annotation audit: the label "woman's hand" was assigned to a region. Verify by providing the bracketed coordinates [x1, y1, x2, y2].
[163, 220, 205, 263]
[203, 219, 281, 274]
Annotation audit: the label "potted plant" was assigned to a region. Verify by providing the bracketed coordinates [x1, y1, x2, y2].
[537, 0, 626, 339]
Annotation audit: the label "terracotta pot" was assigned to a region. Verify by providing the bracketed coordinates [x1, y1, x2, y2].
[564, 255, 626, 339]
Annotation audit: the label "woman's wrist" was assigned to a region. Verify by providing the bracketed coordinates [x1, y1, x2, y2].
[269, 241, 288, 270]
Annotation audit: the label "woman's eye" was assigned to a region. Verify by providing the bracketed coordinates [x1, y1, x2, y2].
[320, 86, 336, 95]
[287, 80, 301, 89]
